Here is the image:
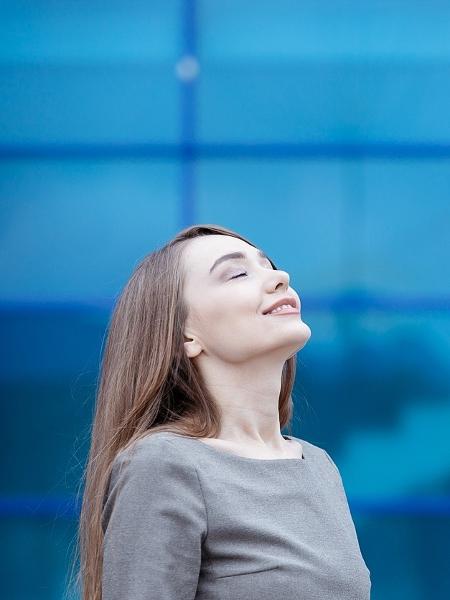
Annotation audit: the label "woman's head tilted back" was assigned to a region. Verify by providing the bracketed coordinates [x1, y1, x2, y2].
[68, 224, 311, 600]
[182, 231, 310, 366]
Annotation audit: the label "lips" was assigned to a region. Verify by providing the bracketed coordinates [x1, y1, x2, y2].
[262, 296, 298, 315]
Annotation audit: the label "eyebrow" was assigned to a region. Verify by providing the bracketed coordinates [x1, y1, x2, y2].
[209, 249, 270, 275]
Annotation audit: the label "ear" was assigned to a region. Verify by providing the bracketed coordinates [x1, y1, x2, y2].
[183, 333, 202, 359]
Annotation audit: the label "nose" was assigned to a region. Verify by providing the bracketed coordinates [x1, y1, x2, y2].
[270, 268, 290, 291]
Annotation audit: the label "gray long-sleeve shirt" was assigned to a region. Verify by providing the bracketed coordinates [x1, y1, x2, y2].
[102, 431, 371, 599]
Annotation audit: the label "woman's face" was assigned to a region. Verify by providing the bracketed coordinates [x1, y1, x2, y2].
[182, 235, 311, 363]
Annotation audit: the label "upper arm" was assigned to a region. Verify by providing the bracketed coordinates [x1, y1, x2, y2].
[102, 436, 207, 600]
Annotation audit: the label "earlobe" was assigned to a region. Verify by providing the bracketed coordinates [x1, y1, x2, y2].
[183, 336, 202, 359]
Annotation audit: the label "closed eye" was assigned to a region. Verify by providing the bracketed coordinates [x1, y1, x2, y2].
[229, 271, 247, 280]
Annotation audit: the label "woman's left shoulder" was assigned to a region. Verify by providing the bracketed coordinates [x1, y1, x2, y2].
[290, 436, 342, 474]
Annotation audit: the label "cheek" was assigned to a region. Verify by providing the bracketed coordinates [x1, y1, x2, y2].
[209, 307, 266, 345]
[193, 288, 263, 340]
[203, 311, 268, 362]
[199, 303, 259, 337]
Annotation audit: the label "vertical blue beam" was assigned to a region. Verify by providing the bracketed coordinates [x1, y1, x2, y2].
[178, 0, 198, 228]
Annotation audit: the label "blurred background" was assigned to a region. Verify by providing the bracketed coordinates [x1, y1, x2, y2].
[1, 1, 449, 599]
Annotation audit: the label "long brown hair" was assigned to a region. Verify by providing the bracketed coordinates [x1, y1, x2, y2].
[66, 224, 297, 600]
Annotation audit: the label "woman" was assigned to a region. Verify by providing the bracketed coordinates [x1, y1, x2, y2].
[69, 224, 371, 600]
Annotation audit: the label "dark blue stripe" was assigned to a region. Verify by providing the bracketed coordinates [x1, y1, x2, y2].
[2, 142, 450, 160]
[350, 496, 450, 516]
[0, 294, 449, 314]
[1, 494, 449, 519]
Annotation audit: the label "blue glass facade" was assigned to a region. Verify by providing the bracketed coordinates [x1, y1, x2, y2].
[1, 2, 449, 598]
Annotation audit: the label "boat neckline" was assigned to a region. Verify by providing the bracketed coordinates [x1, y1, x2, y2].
[163, 432, 307, 463]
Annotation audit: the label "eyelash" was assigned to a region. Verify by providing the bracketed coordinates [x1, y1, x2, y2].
[229, 265, 276, 280]
[229, 271, 248, 280]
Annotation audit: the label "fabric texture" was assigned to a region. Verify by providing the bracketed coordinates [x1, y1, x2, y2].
[102, 431, 371, 599]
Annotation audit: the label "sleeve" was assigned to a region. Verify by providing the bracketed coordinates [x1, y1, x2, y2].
[101, 436, 208, 600]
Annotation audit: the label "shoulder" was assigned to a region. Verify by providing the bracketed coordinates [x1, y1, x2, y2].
[290, 435, 342, 476]
[103, 431, 208, 545]
[119, 431, 180, 459]
[109, 432, 200, 490]
[289, 435, 325, 458]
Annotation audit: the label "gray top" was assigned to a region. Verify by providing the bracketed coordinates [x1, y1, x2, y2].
[102, 431, 371, 599]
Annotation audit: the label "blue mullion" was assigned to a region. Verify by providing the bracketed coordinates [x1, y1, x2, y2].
[179, 0, 198, 228]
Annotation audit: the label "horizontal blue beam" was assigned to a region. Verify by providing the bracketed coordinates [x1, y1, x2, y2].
[0, 494, 78, 519]
[1, 494, 449, 519]
[0, 293, 449, 314]
[2, 142, 450, 160]
[350, 496, 450, 516]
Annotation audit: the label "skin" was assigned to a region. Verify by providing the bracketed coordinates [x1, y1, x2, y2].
[182, 234, 312, 459]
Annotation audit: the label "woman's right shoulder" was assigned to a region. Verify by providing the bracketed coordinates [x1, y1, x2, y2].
[114, 431, 179, 465]
[107, 431, 200, 498]
[102, 431, 207, 542]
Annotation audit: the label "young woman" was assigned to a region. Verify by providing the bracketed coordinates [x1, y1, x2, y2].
[69, 224, 371, 599]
